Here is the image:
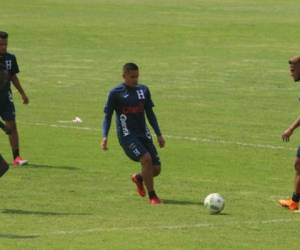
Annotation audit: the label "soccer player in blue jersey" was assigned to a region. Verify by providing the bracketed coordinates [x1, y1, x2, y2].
[279, 56, 300, 211]
[0, 31, 28, 166]
[101, 63, 165, 205]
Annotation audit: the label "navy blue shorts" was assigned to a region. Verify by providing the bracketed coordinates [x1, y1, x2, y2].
[0, 92, 16, 121]
[120, 136, 161, 166]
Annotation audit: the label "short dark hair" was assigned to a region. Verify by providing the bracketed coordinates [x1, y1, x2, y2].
[0, 31, 8, 39]
[123, 63, 139, 73]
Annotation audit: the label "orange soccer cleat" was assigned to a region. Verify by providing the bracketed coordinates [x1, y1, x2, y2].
[131, 173, 146, 197]
[279, 198, 299, 210]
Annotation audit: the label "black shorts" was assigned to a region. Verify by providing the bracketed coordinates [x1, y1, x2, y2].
[0, 92, 15, 121]
[120, 136, 161, 166]
[297, 146, 300, 158]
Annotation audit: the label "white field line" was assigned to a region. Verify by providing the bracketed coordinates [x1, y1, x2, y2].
[19, 121, 296, 151]
[57, 120, 75, 123]
[30, 217, 300, 237]
[164, 135, 295, 151]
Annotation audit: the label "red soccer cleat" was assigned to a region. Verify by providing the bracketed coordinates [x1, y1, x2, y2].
[13, 156, 28, 167]
[131, 174, 146, 197]
[150, 196, 161, 205]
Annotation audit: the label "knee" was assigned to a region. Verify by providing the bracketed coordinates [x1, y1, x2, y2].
[140, 153, 152, 166]
[153, 165, 161, 177]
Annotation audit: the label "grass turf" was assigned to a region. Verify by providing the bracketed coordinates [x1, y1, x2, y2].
[1, 0, 300, 249]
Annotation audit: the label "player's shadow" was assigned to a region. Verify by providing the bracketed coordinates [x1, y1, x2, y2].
[0, 233, 39, 239]
[163, 199, 203, 206]
[2, 209, 91, 216]
[26, 163, 80, 171]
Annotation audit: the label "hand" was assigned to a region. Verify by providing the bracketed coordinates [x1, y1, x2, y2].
[101, 137, 108, 151]
[157, 135, 166, 148]
[282, 128, 293, 142]
[22, 94, 29, 105]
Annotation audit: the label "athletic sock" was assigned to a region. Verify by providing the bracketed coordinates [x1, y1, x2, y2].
[292, 192, 300, 203]
[13, 149, 19, 160]
[148, 190, 157, 199]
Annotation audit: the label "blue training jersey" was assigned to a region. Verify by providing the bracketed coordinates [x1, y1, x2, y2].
[102, 83, 161, 141]
[0, 53, 19, 96]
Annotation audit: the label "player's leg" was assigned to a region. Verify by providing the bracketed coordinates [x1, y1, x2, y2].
[5, 119, 19, 156]
[141, 138, 162, 204]
[143, 138, 162, 178]
[139, 152, 161, 204]
[140, 152, 154, 194]
[134, 156, 161, 201]
[0, 154, 9, 177]
[5, 120, 28, 166]
[121, 137, 160, 203]
[2, 94, 28, 166]
[291, 148, 300, 202]
[121, 138, 147, 197]
[292, 157, 300, 205]
[279, 148, 300, 210]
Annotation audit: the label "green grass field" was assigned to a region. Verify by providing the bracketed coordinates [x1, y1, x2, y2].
[1, 0, 300, 249]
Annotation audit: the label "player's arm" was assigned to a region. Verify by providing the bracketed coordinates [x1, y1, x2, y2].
[11, 75, 29, 104]
[145, 88, 165, 148]
[10, 55, 29, 104]
[101, 91, 115, 150]
[145, 107, 165, 148]
[282, 116, 300, 142]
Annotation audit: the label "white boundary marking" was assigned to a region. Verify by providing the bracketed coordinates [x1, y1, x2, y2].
[164, 135, 295, 151]
[19, 121, 296, 151]
[27, 217, 300, 237]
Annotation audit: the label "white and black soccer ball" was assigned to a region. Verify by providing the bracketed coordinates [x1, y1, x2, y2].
[204, 193, 225, 214]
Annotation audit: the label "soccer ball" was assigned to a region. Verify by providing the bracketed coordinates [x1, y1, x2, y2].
[204, 193, 225, 214]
